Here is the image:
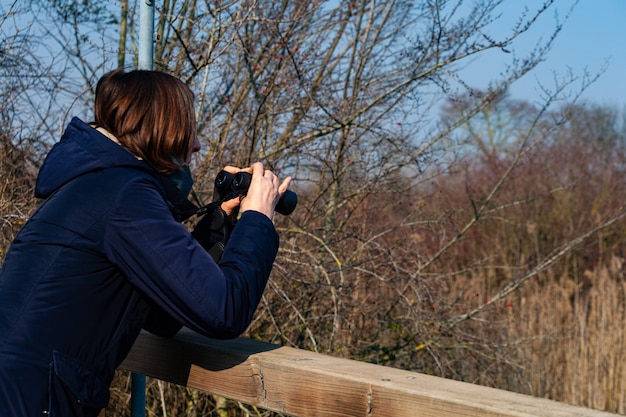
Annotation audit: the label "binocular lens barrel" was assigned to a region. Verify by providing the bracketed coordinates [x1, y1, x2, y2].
[214, 170, 297, 215]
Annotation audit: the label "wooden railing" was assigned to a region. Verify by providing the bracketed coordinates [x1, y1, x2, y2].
[121, 328, 619, 417]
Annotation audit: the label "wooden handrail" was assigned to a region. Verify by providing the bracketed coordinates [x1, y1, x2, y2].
[121, 328, 619, 417]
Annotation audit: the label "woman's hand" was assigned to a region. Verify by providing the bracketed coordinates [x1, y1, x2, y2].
[216, 165, 249, 216]
[240, 162, 291, 220]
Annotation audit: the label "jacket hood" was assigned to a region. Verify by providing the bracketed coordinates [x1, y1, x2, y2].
[35, 117, 153, 198]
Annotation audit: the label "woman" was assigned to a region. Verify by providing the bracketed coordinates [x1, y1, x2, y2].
[0, 69, 290, 416]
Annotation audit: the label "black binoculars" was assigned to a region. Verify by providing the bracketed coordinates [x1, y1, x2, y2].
[214, 170, 297, 215]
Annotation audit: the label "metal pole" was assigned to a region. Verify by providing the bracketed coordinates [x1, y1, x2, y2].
[131, 373, 147, 416]
[138, 0, 155, 70]
[132, 1, 154, 416]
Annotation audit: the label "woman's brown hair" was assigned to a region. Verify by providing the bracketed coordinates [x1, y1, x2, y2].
[93, 69, 196, 174]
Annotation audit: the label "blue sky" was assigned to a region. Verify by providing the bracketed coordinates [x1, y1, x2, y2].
[11, 1, 623, 111]
[461, 0, 626, 108]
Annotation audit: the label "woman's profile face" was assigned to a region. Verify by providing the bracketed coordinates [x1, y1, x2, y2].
[185, 134, 201, 164]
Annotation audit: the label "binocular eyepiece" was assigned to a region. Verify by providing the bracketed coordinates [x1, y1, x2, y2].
[214, 170, 297, 215]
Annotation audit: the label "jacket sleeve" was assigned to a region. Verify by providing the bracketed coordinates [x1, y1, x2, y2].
[102, 177, 279, 339]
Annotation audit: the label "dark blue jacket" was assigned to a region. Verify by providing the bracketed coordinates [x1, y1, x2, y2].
[0, 118, 279, 416]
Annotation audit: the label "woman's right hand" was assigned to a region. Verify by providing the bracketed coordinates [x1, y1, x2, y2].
[240, 162, 291, 220]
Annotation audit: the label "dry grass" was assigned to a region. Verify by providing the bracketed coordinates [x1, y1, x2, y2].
[517, 257, 626, 413]
[434, 255, 626, 414]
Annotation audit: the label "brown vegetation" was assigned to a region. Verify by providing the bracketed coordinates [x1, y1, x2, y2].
[101, 101, 626, 416]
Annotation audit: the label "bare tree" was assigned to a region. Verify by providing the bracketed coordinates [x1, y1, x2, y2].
[0, 1, 45, 254]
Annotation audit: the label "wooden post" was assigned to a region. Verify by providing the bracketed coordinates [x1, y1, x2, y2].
[121, 329, 620, 417]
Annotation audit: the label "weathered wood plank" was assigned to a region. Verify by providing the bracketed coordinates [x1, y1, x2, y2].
[121, 328, 619, 417]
